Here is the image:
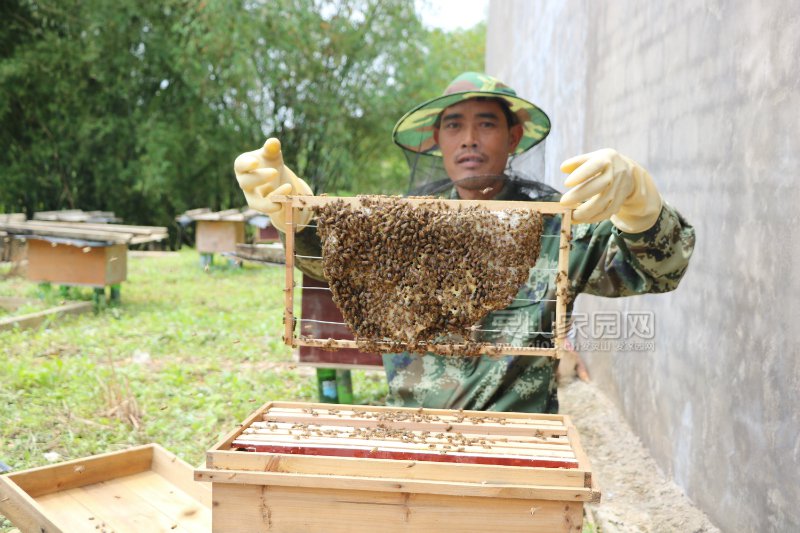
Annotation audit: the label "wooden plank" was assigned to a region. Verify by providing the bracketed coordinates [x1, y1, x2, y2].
[210, 484, 268, 533]
[192, 208, 247, 221]
[115, 470, 211, 531]
[0, 475, 63, 533]
[296, 336, 559, 357]
[235, 243, 285, 263]
[29, 489, 101, 532]
[244, 425, 570, 451]
[234, 434, 573, 460]
[259, 411, 568, 437]
[237, 424, 575, 455]
[0, 301, 93, 331]
[206, 450, 589, 488]
[129, 233, 169, 245]
[151, 444, 212, 508]
[283, 201, 295, 347]
[244, 422, 574, 449]
[56, 471, 188, 533]
[228, 441, 576, 469]
[23, 220, 167, 236]
[33, 210, 118, 223]
[0, 213, 25, 223]
[196, 468, 595, 502]
[264, 402, 571, 423]
[0, 222, 133, 243]
[554, 209, 572, 358]
[5, 444, 153, 498]
[272, 194, 571, 215]
[210, 484, 584, 533]
[206, 401, 277, 458]
[565, 418, 601, 497]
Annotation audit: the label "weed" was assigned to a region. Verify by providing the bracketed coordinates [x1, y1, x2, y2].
[0, 249, 389, 484]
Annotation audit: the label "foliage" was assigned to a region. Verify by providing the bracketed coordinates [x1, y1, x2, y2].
[0, 0, 256, 227]
[0, 0, 486, 234]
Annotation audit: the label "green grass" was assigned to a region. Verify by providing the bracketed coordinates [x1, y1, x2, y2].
[0, 250, 388, 496]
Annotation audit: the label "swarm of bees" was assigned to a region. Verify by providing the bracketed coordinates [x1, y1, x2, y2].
[314, 196, 543, 355]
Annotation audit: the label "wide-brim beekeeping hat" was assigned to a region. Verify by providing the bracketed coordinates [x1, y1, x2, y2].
[392, 71, 551, 157]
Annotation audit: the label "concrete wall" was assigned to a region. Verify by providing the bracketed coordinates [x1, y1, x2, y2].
[486, 2, 800, 532]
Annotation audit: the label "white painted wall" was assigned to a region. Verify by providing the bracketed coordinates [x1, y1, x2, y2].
[487, 2, 800, 531]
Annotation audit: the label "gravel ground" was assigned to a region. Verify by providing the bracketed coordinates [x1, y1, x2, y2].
[559, 378, 721, 533]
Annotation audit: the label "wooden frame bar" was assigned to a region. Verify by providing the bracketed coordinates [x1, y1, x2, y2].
[283, 201, 296, 345]
[274, 195, 574, 358]
[555, 209, 572, 358]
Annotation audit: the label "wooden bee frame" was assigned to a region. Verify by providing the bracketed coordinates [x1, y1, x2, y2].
[276, 195, 573, 358]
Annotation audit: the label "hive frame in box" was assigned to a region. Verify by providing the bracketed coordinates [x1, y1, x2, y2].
[275, 195, 573, 358]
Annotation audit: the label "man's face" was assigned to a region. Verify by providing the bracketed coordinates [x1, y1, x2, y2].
[433, 98, 523, 199]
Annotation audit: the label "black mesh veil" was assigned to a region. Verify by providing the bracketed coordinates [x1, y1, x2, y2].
[403, 140, 560, 200]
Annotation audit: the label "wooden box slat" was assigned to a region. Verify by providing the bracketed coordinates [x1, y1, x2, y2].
[209, 484, 585, 533]
[205, 450, 590, 488]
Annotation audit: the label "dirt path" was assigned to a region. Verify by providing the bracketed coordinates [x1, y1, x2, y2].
[559, 379, 720, 533]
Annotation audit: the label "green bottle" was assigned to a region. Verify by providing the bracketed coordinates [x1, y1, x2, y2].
[335, 369, 354, 405]
[316, 368, 338, 403]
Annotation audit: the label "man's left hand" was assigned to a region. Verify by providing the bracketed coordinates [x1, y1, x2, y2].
[559, 148, 663, 233]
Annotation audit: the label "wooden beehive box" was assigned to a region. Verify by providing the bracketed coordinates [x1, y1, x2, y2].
[177, 208, 251, 254]
[197, 402, 599, 532]
[0, 444, 211, 532]
[196, 220, 245, 254]
[26, 239, 127, 287]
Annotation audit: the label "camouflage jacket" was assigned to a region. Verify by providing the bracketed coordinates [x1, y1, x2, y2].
[292, 182, 695, 413]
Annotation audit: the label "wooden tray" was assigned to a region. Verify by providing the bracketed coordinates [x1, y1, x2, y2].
[0, 444, 211, 533]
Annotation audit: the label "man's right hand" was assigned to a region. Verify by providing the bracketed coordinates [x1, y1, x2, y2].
[234, 137, 313, 233]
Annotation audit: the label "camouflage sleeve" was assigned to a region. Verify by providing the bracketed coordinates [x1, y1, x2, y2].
[280, 223, 326, 281]
[569, 203, 695, 298]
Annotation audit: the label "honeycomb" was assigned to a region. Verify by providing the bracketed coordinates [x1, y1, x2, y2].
[314, 197, 542, 355]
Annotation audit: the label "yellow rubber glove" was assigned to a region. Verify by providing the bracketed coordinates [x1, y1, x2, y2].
[559, 148, 663, 233]
[233, 137, 313, 233]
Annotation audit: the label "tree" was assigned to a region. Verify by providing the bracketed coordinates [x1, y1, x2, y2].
[0, 0, 486, 232]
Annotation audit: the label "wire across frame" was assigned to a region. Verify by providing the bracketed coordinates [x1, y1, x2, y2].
[275, 195, 573, 358]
